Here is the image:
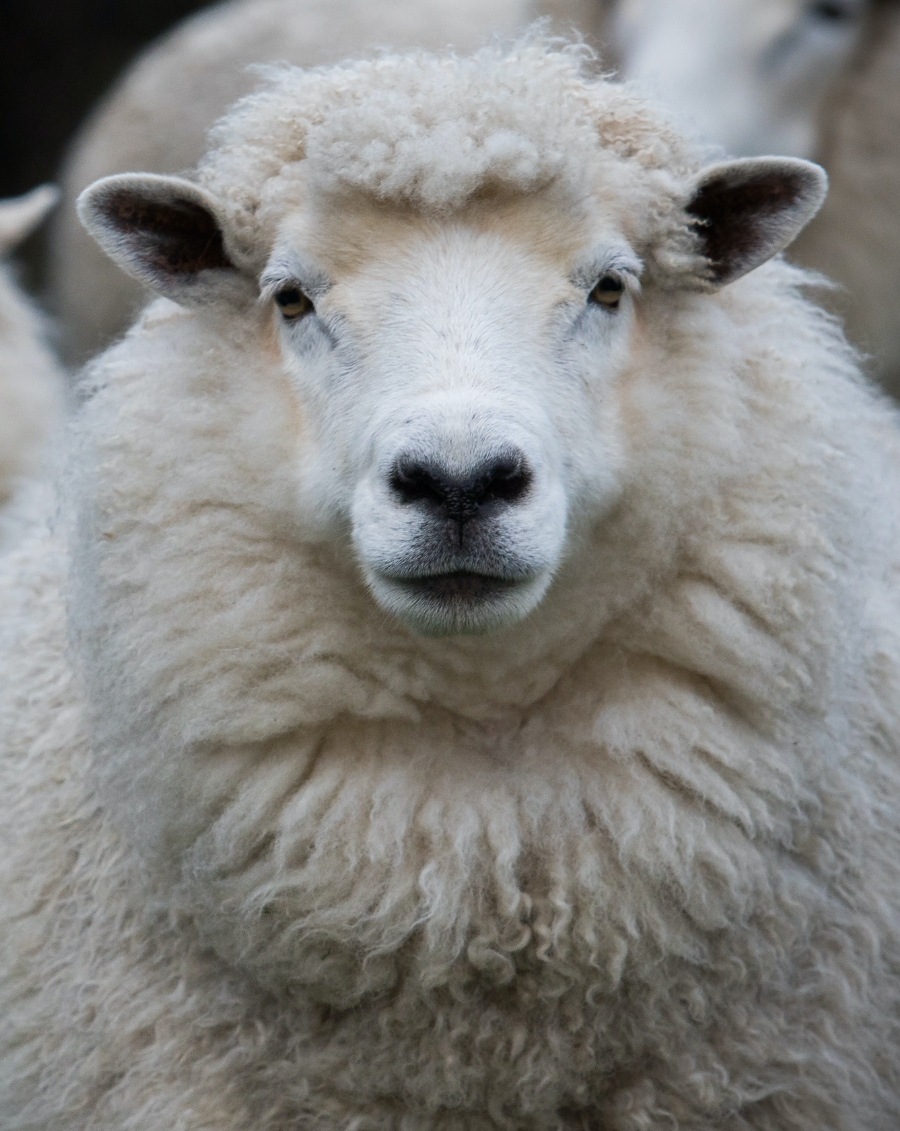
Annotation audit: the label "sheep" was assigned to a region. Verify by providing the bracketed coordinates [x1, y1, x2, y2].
[0, 185, 62, 540]
[4, 36, 900, 1130]
[611, 0, 900, 397]
[52, 0, 616, 362]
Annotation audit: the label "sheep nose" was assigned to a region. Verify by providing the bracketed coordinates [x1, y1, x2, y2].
[389, 451, 532, 524]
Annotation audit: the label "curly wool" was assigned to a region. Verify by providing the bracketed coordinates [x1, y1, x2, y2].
[198, 40, 701, 271]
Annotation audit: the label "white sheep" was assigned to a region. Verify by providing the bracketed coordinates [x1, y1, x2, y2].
[52, 0, 617, 361]
[612, 0, 900, 395]
[4, 38, 900, 1130]
[0, 186, 62, 538]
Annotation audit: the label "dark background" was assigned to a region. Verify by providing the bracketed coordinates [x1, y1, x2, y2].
[2, 0, 212, 201]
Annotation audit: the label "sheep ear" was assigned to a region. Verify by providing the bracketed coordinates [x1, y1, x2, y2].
[77, 173, 240, 304]
[685, 157, 827, 287]
[0, 185, 58, 256]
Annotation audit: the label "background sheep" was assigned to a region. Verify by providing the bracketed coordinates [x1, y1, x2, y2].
[612, 0, 900, 395]
[4, 38, 900, 1130]
[50, 0, 614, 361]
[0, 186, 62, 540]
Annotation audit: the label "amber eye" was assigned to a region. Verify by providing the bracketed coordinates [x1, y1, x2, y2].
[274, 285, 313, 320]
[589, 274, 625, 310]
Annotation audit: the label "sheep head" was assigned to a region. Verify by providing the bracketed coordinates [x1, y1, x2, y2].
[77, 50, 826, 639]
[613, 0, 873, 159]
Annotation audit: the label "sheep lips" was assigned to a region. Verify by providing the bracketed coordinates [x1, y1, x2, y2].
[397, 571, 520, 605]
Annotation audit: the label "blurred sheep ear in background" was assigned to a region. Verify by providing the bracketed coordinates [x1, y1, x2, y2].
[610, 0, 900, 397]
[0, 187, 63, 536]
[0, 186, 59, 257]
[50, 0, 619, 364]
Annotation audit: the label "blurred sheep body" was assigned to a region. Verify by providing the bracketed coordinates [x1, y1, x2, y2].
[0, 187, 62, 539]
[51, 0, 612, 361]
[613, 0, 900, 395]
[4, 40, 900, 1130]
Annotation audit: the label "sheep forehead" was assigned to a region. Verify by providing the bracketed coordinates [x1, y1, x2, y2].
[198, 41, 699, 264]
[273, 188, 624, 300]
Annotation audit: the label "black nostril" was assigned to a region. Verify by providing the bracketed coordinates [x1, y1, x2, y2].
[389, 452, 532, 524]
[389, 462, 448, 507]
[475, 456, 531, 507]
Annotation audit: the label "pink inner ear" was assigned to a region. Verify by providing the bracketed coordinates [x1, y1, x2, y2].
[106, 192, 232, 276]
[686, 171, 806, 284]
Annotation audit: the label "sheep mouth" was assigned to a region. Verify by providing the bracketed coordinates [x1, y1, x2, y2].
[394, 571, 520, 604]
[367, 566, 552, 635]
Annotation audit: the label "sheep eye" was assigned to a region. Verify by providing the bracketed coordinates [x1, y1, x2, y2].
[274, 286, 313, 320]
[589, 274, 625, 310]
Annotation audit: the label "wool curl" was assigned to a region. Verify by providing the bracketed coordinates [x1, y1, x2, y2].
[198, 36, 702, 272]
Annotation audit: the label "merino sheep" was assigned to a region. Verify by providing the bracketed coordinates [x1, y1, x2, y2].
[51, 0, 614, 361]
[4, 38, 900, 1130]
[0, 186, 62, 536]
[612, 0, 900, 396]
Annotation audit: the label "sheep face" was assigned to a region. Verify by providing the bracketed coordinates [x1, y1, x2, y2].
[614, 0, 870, 158]
[261, 194, 639, 635]
[78, 132, 826, 640]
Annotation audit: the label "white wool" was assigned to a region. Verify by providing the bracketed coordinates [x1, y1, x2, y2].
[212, 46, 603, 208]
[4, 40, 900, 1131]
[197, 41, 695, 272]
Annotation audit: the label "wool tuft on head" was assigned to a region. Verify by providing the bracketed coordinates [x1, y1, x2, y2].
[191, 38, 708, 267]
[212, 44, 614, 197]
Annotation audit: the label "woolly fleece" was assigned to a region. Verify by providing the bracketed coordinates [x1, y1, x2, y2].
[4, 40, 900, 1131]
